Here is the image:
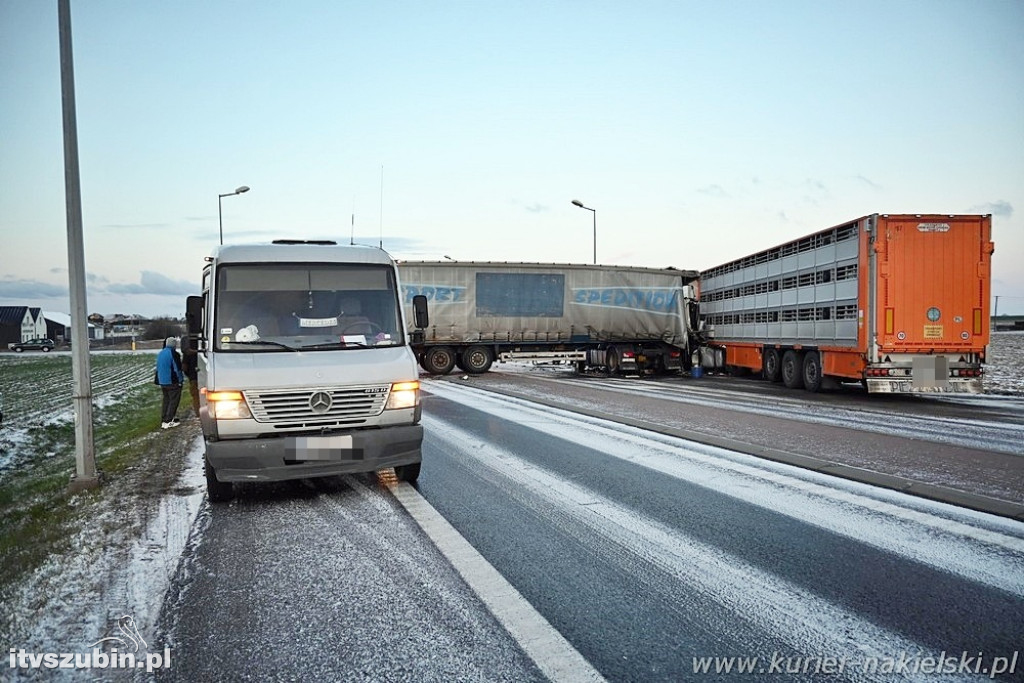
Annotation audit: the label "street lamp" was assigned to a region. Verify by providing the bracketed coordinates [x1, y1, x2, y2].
[571, 199, 596, 264]
[218, 185, 250, 245]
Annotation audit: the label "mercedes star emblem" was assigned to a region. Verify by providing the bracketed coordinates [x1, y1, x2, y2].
[309, 391, 333, 414]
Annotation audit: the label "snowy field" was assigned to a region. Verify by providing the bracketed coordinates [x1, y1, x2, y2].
[0, 350, 157, 478]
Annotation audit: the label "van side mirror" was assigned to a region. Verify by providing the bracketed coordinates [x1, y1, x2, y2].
[412, 294, 429, 329]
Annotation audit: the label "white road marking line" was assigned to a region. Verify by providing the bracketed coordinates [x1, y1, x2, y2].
[388, 480, 607, 683]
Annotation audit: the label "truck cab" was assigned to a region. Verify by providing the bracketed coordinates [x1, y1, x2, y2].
[187, 241, 428, 501]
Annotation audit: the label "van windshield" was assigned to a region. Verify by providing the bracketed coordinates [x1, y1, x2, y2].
[214, 263, 405, 352]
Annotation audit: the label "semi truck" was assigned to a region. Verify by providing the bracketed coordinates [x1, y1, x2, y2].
[185, 241, 429, 501]
[399, 261, 700, 376]
[698, 214, 993, 393]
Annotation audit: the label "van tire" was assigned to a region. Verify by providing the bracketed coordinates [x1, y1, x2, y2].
[395, 462, 421, 483]
[205, 460, 234, 503]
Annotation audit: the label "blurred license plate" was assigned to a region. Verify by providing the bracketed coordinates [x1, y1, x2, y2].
[288, 435, 354, 460]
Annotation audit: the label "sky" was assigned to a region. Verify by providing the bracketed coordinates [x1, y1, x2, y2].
[1, 0, 1023, 318]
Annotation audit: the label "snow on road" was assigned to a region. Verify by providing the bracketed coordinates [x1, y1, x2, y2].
[482, 371, 1024, 456]
[422, 379, 1024, 678]
[424, 380, 1024, 593]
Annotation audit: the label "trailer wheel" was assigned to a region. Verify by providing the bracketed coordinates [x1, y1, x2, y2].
[423, 346, 456, 375]
[461, 345, 493, 374]
[606, 350, 620, 376]
[782, 350, 804, 389]
[802, 351, 823, 393]
[763, 348, 782, 382]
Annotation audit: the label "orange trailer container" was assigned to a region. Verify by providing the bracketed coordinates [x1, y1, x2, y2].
[698, 214, 993, 393]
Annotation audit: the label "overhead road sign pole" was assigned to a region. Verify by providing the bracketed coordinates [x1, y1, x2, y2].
[58, 0, 98, 493]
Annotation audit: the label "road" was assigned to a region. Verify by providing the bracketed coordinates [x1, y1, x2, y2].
[154, 369, 1024, 681]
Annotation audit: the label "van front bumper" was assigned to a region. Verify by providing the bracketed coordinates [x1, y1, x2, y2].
[205, 425, 423, 482]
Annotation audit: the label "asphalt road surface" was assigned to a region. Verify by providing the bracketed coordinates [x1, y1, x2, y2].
[413, 380, 1024, 681]
[153, 370, 1024, 682]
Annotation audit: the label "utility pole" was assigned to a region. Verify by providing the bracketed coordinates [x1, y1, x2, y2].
[59, 0, 98, 492]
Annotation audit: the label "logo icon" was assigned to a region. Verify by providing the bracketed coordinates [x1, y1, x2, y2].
[309, 391, 333, 414]
[91, 615, 148, 652]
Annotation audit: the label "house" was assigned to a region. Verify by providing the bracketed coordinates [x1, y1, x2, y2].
[0, 306, 47, 347]
[44, 312, 105, 343]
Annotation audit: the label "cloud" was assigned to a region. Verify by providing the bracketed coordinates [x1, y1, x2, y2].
[509, 199, 549, 214]
[969, 201, 1013, 219]
[0, 278, 68, 298]
[696, 185, 729, 198]
[188, 226, 277, 242]
[97, 223, 171, 230]
[854, 175, 881, 190]
[107, 271, 197, 296]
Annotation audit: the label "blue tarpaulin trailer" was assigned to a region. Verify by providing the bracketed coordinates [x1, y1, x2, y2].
[399, 261, 700, 376]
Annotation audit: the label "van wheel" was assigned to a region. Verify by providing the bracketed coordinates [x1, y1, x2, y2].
[763, 348, 782, 382]
[395, 462, 421, 483]
[423, 347, 456, 375]
[802, 351, 823, 392]
[782, 350, 804, 389]
[461, 345, 493, 374]
[205, 460, 234, 503]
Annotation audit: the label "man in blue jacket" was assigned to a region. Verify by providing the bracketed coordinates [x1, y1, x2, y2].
[156, 337, 184, 429]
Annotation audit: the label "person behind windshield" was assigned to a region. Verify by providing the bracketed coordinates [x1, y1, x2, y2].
[156, 337, 184, 429]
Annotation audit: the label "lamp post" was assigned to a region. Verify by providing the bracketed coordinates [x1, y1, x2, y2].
[571, 199, 596, 264]
[218, 185, 250, 245]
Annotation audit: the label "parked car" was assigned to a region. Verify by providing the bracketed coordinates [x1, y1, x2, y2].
[8, 338, 55, 353]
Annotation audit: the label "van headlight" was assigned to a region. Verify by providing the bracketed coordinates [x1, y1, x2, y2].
[386, 381, 419, 410]
[206, 390, 252, 420]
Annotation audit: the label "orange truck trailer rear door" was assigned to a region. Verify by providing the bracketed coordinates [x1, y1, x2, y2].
[866, 214, 993, 393]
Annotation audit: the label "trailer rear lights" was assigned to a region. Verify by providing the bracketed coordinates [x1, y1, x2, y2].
[951, 369, 983, 377]
[386, 380, 420, 410]
[622, 351, 635, 359]
[866, 368, 910, 377]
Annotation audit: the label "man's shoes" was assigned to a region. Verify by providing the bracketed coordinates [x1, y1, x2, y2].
[161, 419, 181, 430]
